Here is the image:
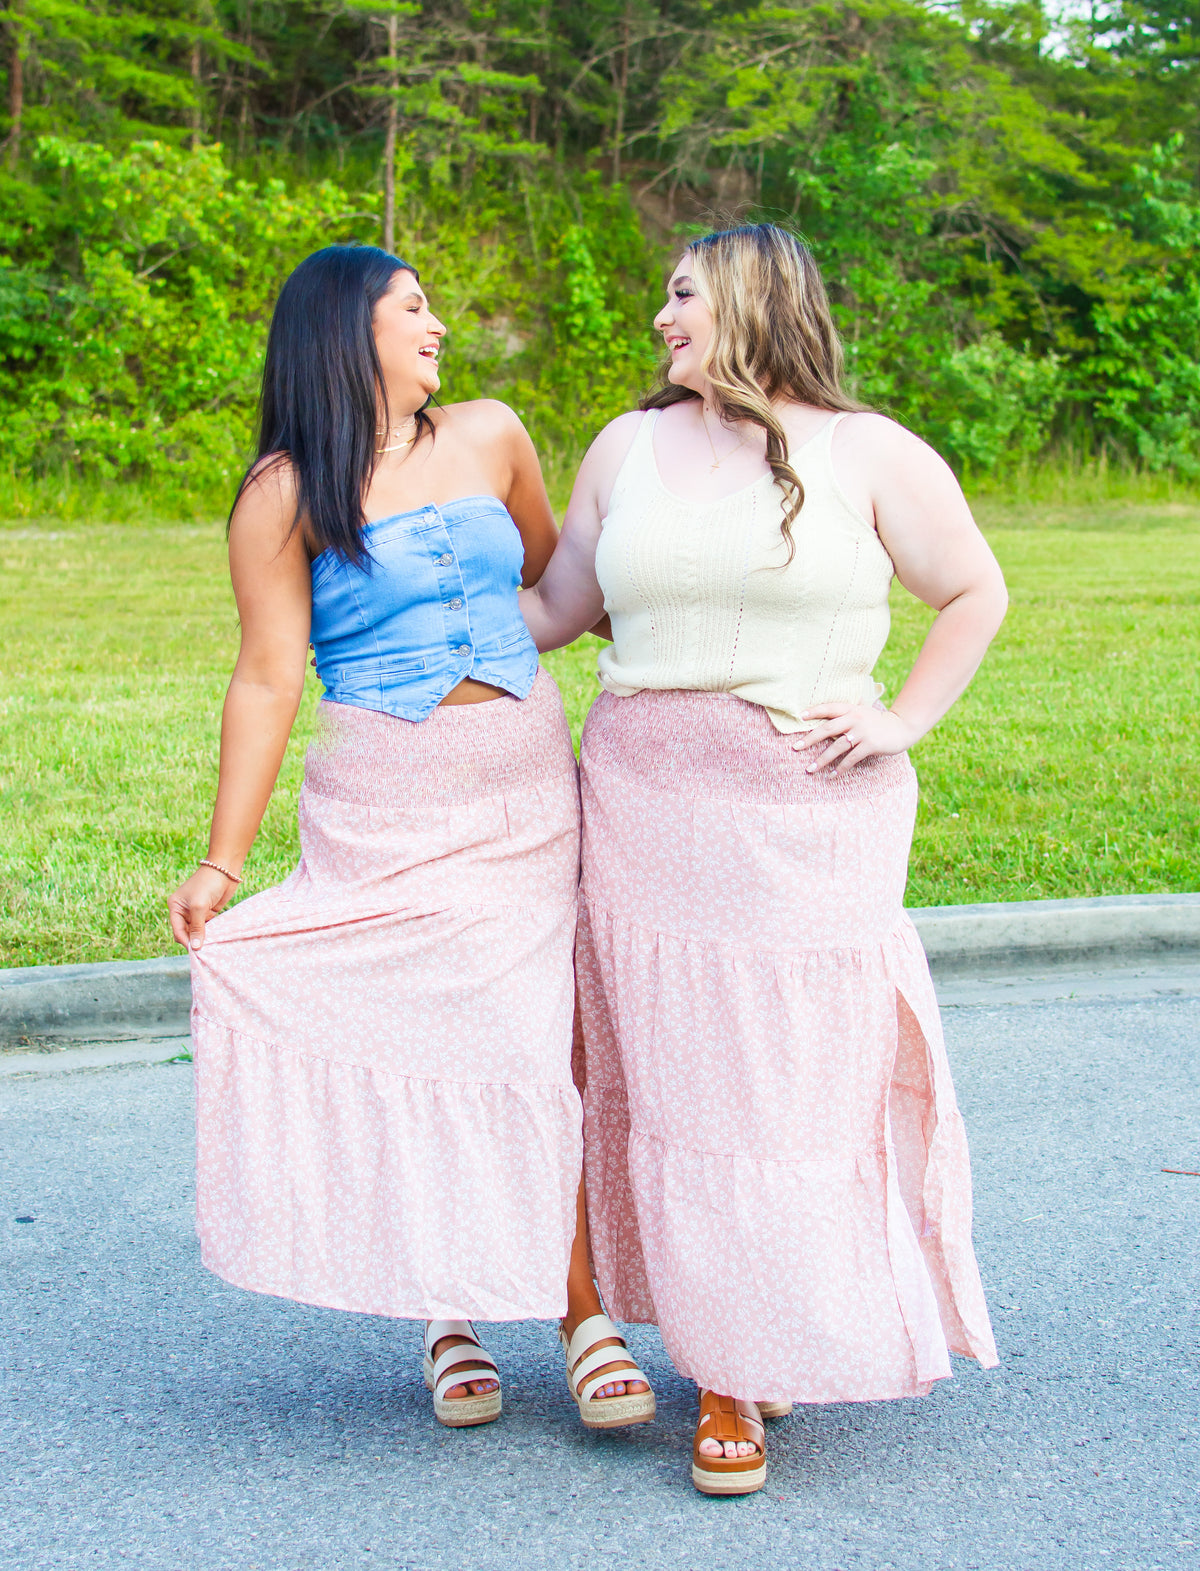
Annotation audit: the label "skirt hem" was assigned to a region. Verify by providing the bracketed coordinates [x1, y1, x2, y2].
[195, 1251, 569, 1324]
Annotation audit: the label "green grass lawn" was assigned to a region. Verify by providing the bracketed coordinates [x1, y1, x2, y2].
[1, 494, 1196, 968]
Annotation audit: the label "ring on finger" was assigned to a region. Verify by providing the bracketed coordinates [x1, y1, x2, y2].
[843, 731, 855, 746]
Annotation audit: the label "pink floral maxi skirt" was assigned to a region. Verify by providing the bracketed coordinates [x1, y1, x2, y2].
[576, 689, 998, 1403]
[190, 668, 583, 1322]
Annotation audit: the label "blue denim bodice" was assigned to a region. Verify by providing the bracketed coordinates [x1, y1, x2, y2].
[309, 495, 539, 722]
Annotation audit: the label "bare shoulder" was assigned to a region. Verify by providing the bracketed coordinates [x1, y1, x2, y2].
[436, 397, 528, 443]
[583, 409, 646, 472]
[230, 452, 301, 546]
[836, 410, 959, 489]
[562, 409, 646, 522]
[594, 408, 647, 446]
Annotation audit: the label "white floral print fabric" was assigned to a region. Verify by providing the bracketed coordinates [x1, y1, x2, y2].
[190, 668, 583, 1323]
[576, 688, 998, 1403]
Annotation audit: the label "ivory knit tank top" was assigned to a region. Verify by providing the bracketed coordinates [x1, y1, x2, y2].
[594, 409, 895, 734]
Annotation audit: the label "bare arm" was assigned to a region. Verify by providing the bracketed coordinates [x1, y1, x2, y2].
[464, 400, 560, 587]
[167, 462, 313, 949]
[802, 416, 1008, 772]
[520, 411, 642, 651]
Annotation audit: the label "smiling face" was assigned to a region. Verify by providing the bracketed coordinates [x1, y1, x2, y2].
[372, 269, 446, 414]
[653, 253, 714, 394]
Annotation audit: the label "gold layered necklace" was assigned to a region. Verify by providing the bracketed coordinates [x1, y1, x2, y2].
[376, 417, 418, 455]
[700, 404, 747, 472]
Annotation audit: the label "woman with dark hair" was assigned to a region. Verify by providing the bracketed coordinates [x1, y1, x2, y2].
[167, 245, 654, 1431]
[522, 224, 1005, 1493]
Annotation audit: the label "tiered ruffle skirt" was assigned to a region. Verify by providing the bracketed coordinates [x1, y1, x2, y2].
[576, 688, 998, 1403]
[190, 669, 583, 1322]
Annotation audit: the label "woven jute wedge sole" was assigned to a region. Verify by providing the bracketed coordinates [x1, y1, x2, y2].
[422, 1360, 502, 1427]
[691, 1457, 768, 1495]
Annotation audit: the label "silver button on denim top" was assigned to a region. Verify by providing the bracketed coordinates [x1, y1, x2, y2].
[309, 495, 539, 722]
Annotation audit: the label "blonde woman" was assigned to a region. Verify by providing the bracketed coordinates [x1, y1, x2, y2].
[522, 224, 1004, 1495]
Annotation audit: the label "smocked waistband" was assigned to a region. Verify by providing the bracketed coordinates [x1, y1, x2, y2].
[304, 667, 577, 809]
[580, 687, 913, 807]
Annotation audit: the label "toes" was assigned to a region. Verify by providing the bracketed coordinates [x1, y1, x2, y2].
[699, 1438, 724, 1458]
[737, 1440, 753, 1457]
[445, 1378, 498, 1399]
[723, 1440, 738, 1459]
[588, 1366, 644, 1400]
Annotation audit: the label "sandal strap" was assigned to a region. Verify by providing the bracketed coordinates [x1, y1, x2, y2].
[425, 1319, 499, 1401]
[571, 1345, 649, 1404]
[425, 1318, 478, 1355]
[578, 1365, 648, 1404]
[431, 1340, 497, 1389]
[434, 1363, 497, 1402]
[696, 1391, 764, 1452]
[432, 1355, 498, 1402]
[564, 1312, 627, 1371]
[570, 1342, 638, 1388]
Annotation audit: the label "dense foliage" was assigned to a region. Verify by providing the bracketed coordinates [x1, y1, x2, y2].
[1, 0, 1198, 501]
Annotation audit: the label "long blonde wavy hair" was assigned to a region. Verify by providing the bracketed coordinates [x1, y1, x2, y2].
[643, 223, 865, 556]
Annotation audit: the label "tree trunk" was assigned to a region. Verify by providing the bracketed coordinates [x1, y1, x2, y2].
[237, 0, 254, 159]
[190, 41, 203, 149]
[611, 1, 631, 182]
[383, 10, 398, 253]
[5, 0, 25, 172]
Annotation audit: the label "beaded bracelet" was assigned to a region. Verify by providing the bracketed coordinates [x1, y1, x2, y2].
[199, 858, 242, 885]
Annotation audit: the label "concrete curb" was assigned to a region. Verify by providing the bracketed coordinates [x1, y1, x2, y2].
[912, 891, 1200, 969]
[2, 893, 1197, 1049]
[1, 956, 191, 1048]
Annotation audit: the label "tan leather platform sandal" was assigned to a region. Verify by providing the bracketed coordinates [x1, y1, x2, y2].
[422, 1319, 502, 1428]
[691, 1390, 767, 1496]
[757, 1400, 793, 1419]
[560, 1312, 656, 1429]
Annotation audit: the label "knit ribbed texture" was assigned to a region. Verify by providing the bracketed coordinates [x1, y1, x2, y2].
[595, 410, 894, 733]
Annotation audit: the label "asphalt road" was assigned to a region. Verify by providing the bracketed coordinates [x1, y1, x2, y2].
[1, 989, 1198, 1571]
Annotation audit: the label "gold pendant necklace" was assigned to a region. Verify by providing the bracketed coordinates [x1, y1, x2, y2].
[700, 405, 746, 472]
[376, 419, 418, 456]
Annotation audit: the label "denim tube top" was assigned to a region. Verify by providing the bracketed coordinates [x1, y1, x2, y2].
[309, 495, 540, 723]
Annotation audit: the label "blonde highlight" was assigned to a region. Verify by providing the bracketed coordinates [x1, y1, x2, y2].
[642, 224, 866, 558]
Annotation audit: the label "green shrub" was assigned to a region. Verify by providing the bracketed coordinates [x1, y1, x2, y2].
[1079, 141, 1200, 475]
[0, 139, 664, 504]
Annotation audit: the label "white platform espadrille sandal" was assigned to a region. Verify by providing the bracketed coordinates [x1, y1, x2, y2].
[422, 1320, 502, 1428]
[560, 1313, 656, 1430]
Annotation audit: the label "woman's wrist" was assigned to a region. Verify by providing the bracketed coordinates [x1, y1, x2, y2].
[198, 858, 242, 885]
[887, 705, 931, 749]
[202, 848, 247, 879]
